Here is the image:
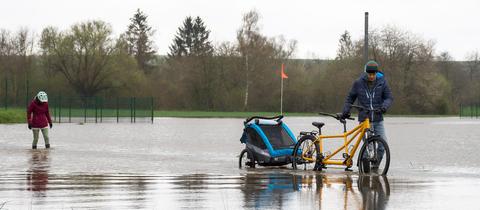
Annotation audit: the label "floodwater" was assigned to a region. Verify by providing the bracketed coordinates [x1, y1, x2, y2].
[1, 117, 480, 209]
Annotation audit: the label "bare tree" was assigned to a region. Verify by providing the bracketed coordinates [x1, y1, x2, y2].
[237, 10, 262, 110]
[466, 51, 480, 81]
[40, 21, 117, 97]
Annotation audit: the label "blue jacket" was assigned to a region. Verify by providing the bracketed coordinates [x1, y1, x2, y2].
[342, 73, 393, 122]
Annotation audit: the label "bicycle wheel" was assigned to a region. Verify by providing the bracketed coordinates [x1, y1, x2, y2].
[358, 136, 390, 175]
[292, 135, 320, 170]
[239, 149, 256, 169]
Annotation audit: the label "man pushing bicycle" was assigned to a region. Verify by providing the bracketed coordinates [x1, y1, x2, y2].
[341, 60, 393, 170]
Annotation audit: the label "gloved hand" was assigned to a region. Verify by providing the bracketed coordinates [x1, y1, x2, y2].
[341, 112, 351, 119]
[28, 124, 32, 130]
[49, 123, 53, 129]
[380, 107, 387, 114]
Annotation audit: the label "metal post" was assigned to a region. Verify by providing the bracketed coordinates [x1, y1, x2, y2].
[4, 78, 7, 109]
[116, 97, 119, 123]
[59, 95, 62, 123]
[69, 98, 71, 123]
[130, 97, 133, 123]
[151, 97, 154, 124]
[54, 96, 57, 122]
[364, 12, 369, 64]
[280, 64, 284, 115]
[95, 97, 98, 123]
[133, 97, 136, 123]
[100, 97, 103, 123]
[84, 98, 87, 123]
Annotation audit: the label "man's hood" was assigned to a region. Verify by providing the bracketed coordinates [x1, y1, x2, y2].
[360, 72, 385, 84]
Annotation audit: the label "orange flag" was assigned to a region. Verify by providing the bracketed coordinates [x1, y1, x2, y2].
[281, 63, 288, 79]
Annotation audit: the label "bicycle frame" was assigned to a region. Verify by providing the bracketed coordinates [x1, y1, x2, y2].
[302, 118, 371, 168]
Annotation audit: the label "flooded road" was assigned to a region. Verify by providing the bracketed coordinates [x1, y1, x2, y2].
[1, 117, 479, 209]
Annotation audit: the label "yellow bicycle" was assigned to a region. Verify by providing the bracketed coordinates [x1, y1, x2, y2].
[292, 104, 390, 175]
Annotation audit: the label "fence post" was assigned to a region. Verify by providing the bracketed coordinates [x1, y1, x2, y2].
[59, 94, 62, 123]
[69, 98, 71, 123]
[116, 97, 119, 123]
[100, 97, 103, 123]
[95, 97, 98, 123]
[133, 97, 136, 123]
[4, 78, 7, 110]
[84, 98, 87, 123]
[130, 97, 133, 123]
[151, 97, 154, 124]
[54, 95, 57, 122]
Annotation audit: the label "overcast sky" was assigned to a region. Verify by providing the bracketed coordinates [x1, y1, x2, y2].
[1, 0, 479, 60]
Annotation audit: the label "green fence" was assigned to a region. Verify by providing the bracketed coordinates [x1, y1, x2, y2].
[459, 104, 479, 118]
[50, 96, 154, 123]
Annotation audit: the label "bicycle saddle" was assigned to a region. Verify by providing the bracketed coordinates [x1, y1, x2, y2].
[312, 122, 325, 129]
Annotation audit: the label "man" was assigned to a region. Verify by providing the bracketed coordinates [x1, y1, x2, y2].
[341, 60, 393, 169]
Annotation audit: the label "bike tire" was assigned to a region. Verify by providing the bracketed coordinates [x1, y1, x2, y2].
[358, 136, 390, 175]
[239, 148, 256, 169]
[292, 135, 320, 170]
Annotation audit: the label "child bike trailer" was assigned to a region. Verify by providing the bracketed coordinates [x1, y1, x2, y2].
[239, 115, 297, 168]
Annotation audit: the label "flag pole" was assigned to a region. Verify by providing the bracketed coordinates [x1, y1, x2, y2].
[281, 71, 283, 115]
[280, 63, 284, 115]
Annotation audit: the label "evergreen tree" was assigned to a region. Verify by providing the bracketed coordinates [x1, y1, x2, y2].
[168, 16, 213, 57]
[124, 9, 156, 72]
[192, 17, 213, 56]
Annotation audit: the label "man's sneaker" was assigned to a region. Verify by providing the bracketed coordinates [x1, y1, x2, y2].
[313, 162, 322, 171]
[32, 145, 37, 149]
[45, 144, 50, 149]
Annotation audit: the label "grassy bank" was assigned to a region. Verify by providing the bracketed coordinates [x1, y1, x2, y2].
[154, 110, 317, 118]
[0, 109, 25, 123]
[0, 108, 467, 124]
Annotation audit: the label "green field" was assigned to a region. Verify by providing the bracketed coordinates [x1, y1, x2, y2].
[1, 108, 317, 123]
[154, 110, 316, 118]
[1, 107, 476, 124]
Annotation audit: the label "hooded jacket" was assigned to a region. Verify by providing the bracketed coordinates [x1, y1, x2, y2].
[342, 73, 393, 122]
[27, 100, 52, 128]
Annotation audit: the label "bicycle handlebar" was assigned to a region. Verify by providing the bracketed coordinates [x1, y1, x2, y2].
[318, 112, 355, 122]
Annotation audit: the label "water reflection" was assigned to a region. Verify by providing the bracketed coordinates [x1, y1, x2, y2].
[240, 171, 390, 210]
[241, 172, 298, 209]
[27, 149, 50, 196]
[358, 175, 390, 210]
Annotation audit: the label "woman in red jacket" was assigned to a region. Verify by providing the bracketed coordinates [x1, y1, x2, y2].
[27, 91, 53, 149]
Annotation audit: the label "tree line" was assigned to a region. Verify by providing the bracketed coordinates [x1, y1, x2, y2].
[0, 9, 478, 114]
